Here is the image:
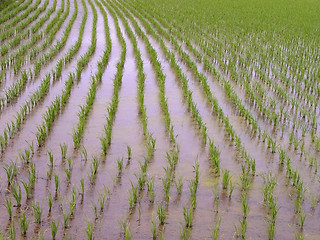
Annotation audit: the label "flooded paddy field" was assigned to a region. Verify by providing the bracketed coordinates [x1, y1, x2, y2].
[0, 0, 319, 239]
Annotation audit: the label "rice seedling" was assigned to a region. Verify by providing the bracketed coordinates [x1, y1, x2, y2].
[11, 182, 22, 207]
[98, 192, 106, 211]
[128, 183, 138, 209]
[4, 198, 12, 219]
[81, 146, 88, 161]
[151, 216, 157, 239]
[183, 207, 193, 228]
[60, 143, 67, 159]
[47, 150, 54, 168]
[80, 178, 85, 195]
[308, 194, 317, 210]
[147, 177, 155, 202]
[63, 209, 70, 229]
[86, 221, 94, 240]
[157, 204, 166, 225]
[127, 145, 132, 159]
[3, 161, 18, 185]
[48, 191, 53, 212]
[209, 140, 220, 174]
[212, 216, 221, 240]
[9, 221, 16, 240]
[222, 170, 230, 190]
[19, 211, 29, 235]
[117, 157, 124, 174]
[32, 201, 43, 224]
[179, 223, 191, 240]
[54, 173, 59, 192]
[175, 176, 183, 195]
[213, 186, 219, 211]
[229, 180, 235, 198]
[92, 202, 98, 219]
[89, 156, 100, 183]
[124, 223, 132, 240]
[299, 209, 306, 229]
[51, 220, 59, 240]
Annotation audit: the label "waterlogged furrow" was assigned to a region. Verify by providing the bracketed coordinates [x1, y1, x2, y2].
[0, 0, 64, 72]
[124, 1, 318, 238]
[156, 4, 317, 195]
[0, 0, 34, 32]
[118, 1, 292, 238]
[0, 0, 86, 154]
[0, 0, 317, 238]
[0, 0, 26, 19]
[0, 1, 102, 238]
[0, 0, 80, 139]
[112, 2, 221, 239]
[116, 2, 245, 239]
[0, 0, 57, 58]
[0, 0, 81, 123]
[0, 0, 48, 44]
[80, 0, 120, 157]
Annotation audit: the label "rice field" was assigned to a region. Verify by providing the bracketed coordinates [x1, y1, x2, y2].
[0, 0, 319, 239]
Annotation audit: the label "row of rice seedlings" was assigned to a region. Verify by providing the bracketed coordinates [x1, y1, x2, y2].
[0, 0, 82, 153]
[261, 173, 279, 239]
[0, 69, 28, 109]
[108, 0, 176, 144]
[121, 0, 256, 217]
[232, 162, 254, 239]
[187, 32, 316, 190]
[107, 7, 188, 238]
[99, 10, 166, 234]
[74, 0, 97, 80]
[0, 0, 67, 71]
[33, 0, 73, 76]
[27, 0, 67, 61]
[0, 0, 55, 56]
[179, 17, 313, 221]
[0, 0, 33, 33]
[106, 0, 149, 137]
[170, 161, 194, 239]
[34, 0, 95, 147]
[153, 8, 310, 198]
[72, 0, 111, 149]
[0, 70, 5, 85]
[108, 8, 181, 238]
[186, 30, 311, 205]
[0, 73, 51, 153]
[194, 21, 318, 148]
[0, 0, 59, 67]
[119, 0, 258, 179]
[0, 0, 47, 42]
[0, 0, 26, 25]
[123, 10, 261, 237]
[99, 0, 126, 156]
[121, 140, 157, 239]
[203, 33, 317, 149]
